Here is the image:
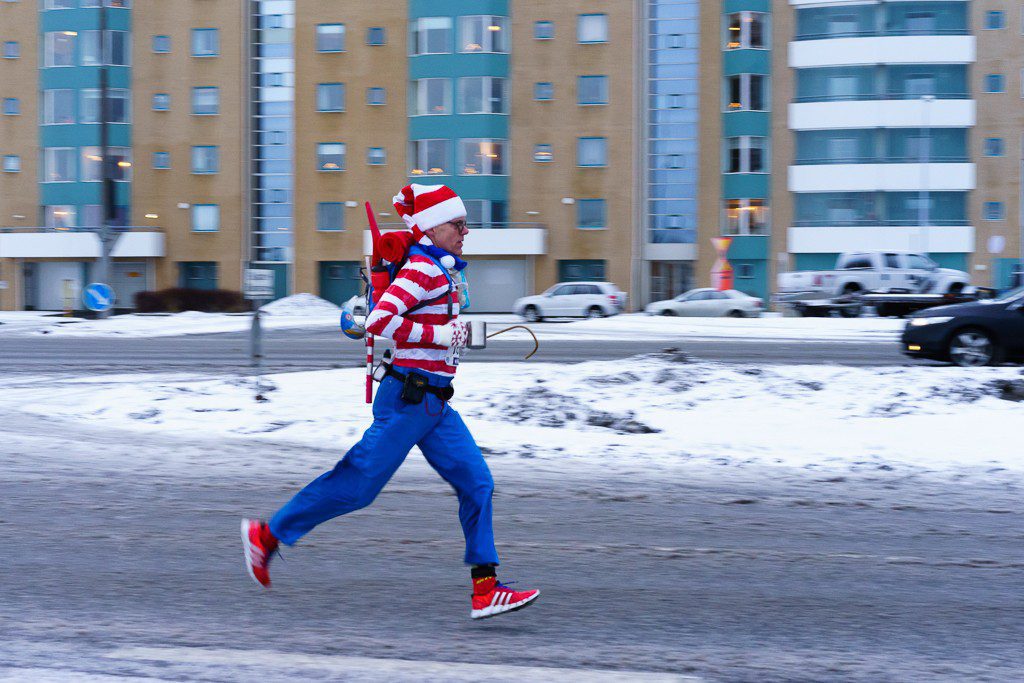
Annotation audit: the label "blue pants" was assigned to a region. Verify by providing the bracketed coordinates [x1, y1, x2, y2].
[269, 372, 499, 566]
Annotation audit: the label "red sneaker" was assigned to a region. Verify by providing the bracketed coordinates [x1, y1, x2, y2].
[470, 577, 540, 620]
[240, 518, 279, 588]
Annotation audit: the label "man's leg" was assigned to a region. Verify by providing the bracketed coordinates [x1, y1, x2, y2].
[417, 405, 499, 566]
[269, 377, 435, 546]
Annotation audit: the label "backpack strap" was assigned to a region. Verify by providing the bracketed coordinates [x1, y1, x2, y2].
[405, 244, 456, 319]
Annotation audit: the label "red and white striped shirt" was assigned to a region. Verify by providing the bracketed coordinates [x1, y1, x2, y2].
[364, 253, 459, 377]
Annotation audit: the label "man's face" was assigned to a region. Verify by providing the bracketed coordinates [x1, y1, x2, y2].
[427, 218, 469, 256]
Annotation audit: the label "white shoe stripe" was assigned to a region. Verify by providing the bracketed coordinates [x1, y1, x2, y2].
[489, 593, 500, 608]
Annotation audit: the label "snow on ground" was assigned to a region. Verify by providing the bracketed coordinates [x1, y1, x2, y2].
[4, 295, 905, 343]
[2, 353, 1020, 477]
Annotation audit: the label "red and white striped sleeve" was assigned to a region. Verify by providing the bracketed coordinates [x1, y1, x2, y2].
[365, 255, 451, 345]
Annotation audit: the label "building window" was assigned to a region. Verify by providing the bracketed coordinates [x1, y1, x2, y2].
[366, 27, 386, 45]
[410, 78, 451, 115]
[459, 15, 509, 53]
[192, 204, 220, 232]
[3, 41, 19, 59]
[367, 147, 386, 165]
[410, 139, 449, 176]
[411, 17, 451, 55]
[192, 87, 219, 115]
[984, 137, 1005, 156]
[2, 98, 19, 115]
[191, 28, 219, 57]
[366, 87, 386, 106]
[316, 83, 345, 112]
[105, 30, 129, 65]
[464, 199, 507, 228]
[577, 199, 607, 229]
[577, 137, 607, 167]
[985, 73, 1004, 93]
[534, 82, 554, 101]
[317, 202, 344, 231]
[45, 0, 76, 8]
[81, 0, 134, 6]
[737, 264, 754, 279]
[153, 151, 170, 169]
[79, 89, 129, 123]
[45, 206, 77, 230]
[559, 259, 606, 281]
[726, 74, 767, 111]
[44, 31, 75, 67]
[152, 34, 171, 53]
[725, 136, 768, 173]
[152, 93, 170, 111]
[2, 155, 20, 173]
[316, 23, 345, 52]
[459, 139, 506, 175]
[534, 144, 553, 163]
[986, 11, 1005, 30]
[577, 14, 608, 43]
[724, 198, 770, 235]
[43, 89, 75, 124]
[534, 21, 554, 40]
[81, 147, 131, 181]
[577, 75, 608, 105]
[458, 77, 508, 114]
[725, 12, 767, 49]
[984, 201, 1005, 220]
[191, 146, 219, 174]
[317, 143, 346, 171]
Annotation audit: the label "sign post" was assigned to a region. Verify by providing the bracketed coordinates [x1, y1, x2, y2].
[245, 269, 275, 403]
[711, 237, 734, 291]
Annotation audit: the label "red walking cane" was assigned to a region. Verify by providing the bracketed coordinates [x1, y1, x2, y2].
[364, 202, 383, 404]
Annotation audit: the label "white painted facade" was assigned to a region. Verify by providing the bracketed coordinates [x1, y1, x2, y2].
[789, 35, 974, 69]
[789, 99, 976, 131]
[789, 163, 975, 193]
[788, 225, 975, 254]
[0, 232, 166, 259]
[362, 228, 547, 257]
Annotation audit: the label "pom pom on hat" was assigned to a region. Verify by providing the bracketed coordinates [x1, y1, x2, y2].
[392, 184, 467, 245]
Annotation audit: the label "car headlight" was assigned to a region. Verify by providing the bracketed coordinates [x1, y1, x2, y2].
[909, 316, 954, 327]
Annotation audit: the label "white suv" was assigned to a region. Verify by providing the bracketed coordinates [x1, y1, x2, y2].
[513, 282, 627, 322]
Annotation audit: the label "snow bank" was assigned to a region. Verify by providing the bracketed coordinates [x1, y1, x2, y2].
[261, 293, 340, 316]
[1, 355, 1020, 477]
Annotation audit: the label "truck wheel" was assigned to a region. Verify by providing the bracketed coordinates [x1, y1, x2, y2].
[946, 283, 964, 295]
[874, 304, 890, 318]
[839, 306, 862, 318]
[947, 328, 1002, 367]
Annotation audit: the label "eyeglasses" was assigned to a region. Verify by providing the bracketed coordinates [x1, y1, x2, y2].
[449, 219, 469, 233]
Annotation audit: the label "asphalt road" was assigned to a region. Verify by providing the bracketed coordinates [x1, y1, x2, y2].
[1, 409, 1021, 681]
[0, 326, 918, 375]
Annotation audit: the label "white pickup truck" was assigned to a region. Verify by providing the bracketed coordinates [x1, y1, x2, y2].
[777, 251, 970, 304]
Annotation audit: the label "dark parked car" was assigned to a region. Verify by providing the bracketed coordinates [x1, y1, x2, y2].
[901, 286, 1024, 366]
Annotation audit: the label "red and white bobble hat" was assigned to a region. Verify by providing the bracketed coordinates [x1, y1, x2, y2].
[392, 184, 467, 247]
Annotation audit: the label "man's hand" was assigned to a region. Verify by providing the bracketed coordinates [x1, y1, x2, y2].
[434, 320, 469, 349]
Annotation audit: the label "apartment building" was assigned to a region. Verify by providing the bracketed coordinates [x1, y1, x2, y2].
[1, 0, 703, 313]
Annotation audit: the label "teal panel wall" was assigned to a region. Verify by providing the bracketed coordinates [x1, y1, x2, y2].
[730, 259, 769, 300]
[722, 111, 768, 137]
[794, 253, 839, 271]
[994, 257, 1024, 290]
[723, 50, 769, 76]
[724, 0, 770, 13]
[722, 174, 768, 199]
[410, 0, 507, 17]
[728, 235, 769, 259]
[929, 253, 968, 272]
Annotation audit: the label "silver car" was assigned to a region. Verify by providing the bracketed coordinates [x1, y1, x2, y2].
[514, 282, 628, 322]
[645, 288, 763, 318]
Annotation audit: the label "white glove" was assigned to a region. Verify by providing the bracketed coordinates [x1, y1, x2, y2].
[434, 320, 469, 349]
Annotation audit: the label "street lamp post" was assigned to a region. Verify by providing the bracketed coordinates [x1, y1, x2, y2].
[94, 3, 119, 318]
[918, 95, 934, 257]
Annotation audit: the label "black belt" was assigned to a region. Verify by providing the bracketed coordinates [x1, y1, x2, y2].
[385, 366, 455, 402]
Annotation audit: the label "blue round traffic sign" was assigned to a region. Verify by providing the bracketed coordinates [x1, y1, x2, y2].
[83, 282, 115, 312]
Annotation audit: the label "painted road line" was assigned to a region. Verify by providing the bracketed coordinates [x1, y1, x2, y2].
[106, 646, 703, 682]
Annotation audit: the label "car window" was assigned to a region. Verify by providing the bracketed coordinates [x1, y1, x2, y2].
[884, 253, 900, 269]
[689, 291, 709, 301]
[550, 285, 572, 296]
[711, 291, 729, 300]
[906, 254, 935, 271]
[842, 255, 872, 269]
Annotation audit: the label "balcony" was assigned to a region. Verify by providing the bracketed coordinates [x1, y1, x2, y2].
[790, 98, 975, 131]
[363, 223, 546, 257]
[791, 35, 974, 69]
[0, 227, 165, 259]
[788, 224, 974, 254]
[789, 163, 974, 193]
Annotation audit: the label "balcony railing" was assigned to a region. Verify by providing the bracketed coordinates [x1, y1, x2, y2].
[795, 28, 969, 41]
[793, 155, 969, 165]
[794, 92, 969, 103]
[792, 218, 967, 227]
